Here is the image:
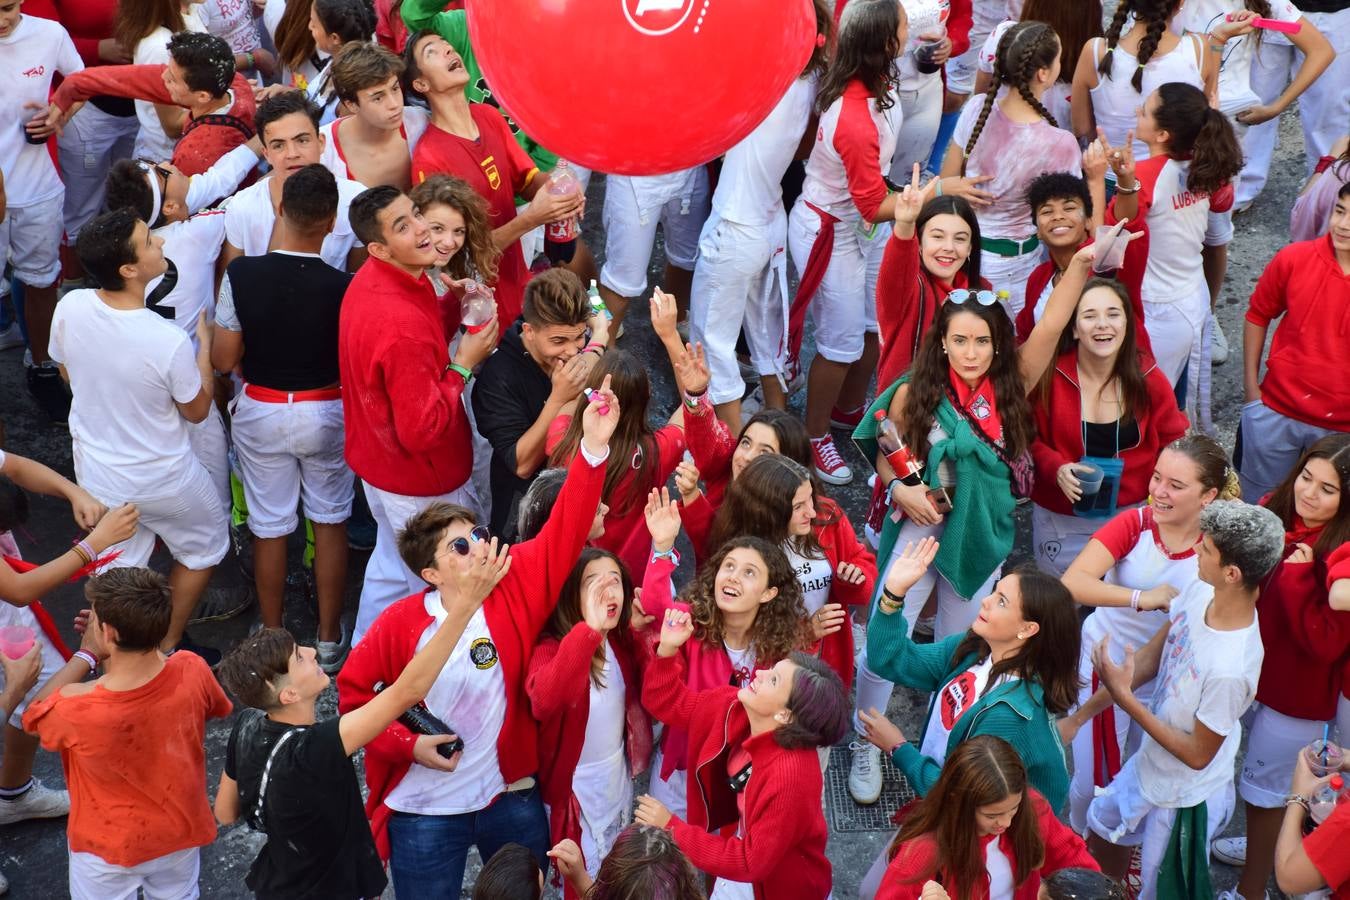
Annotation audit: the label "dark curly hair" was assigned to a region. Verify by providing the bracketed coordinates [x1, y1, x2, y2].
[962, 21, 1060, 174]
[814, 0, 903, 114]
[683, 536, 810, 666]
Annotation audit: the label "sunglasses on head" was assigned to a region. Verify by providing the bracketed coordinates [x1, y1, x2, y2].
[443, 525, 491, 556]
[948, 289, 1009, 307]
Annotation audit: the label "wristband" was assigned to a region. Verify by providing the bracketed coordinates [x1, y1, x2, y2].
[1315, 155, 1336, 175]
[1114, 181, 1140, 195]
[448, 363, 473, 384]
[77, 539, 96, 561]
[71, 543, 92, 565]
[682, 388, 707, 411]
[245, 51, 255, 70]
[581, 341, 605, 356]
[934, 177, 944, 197]
[1285, 793, 1311, 813]
[888, 739, 906, 756]
[72, 650, 99, 673]
[651, 547, 678, 564]
[1130, 589, 1142, 612]
[886, 477, 902, 498]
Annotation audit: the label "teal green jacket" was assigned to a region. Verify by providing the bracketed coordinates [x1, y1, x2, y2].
[867, 604, 1070, 811]
[400, 1, 559, 171]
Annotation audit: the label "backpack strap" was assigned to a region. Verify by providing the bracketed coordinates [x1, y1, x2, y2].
[182, 112, 255, 142]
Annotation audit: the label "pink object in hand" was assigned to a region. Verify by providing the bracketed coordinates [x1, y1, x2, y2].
[1228, 14, 1301, 33]
[0, 625, 36, 660]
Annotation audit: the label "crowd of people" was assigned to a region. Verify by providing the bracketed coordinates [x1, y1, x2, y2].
[1, 0, 1350, 897]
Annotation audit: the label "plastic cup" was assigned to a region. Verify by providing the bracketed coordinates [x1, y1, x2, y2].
[1305, 739, 1344, 777]
[0, 626, 36, 660]
[1073, 463, 1105, 513]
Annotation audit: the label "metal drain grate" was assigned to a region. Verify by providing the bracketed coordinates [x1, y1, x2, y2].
[825, 744, 916, 833]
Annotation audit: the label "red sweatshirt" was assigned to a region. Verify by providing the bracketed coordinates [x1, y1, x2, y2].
[1247, 235, 1350, 430]
[642, 652, 833, 900]
[339, 257, 473, 496]
[336, 450, 605, 859]
[22, 0, 116, 66]
[1255, 528, 1350, 720]
[52, 65, 254, 175]
[876, 790, 1097, 900]
[527, 625, 653, 898]
[1030, 349, 1189, 516]
[876, 231, 987, 389]
[682, 394, 736, 507]
[1330, 545, 1350, 701]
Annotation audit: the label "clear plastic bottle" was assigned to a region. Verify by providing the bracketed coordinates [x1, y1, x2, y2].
[587, 278, 611, 320]
[1310, 774, 1345, 827]
[875, 410, 925, 486]
[460, 281, 496, 334]
[544, 160, 580, 265]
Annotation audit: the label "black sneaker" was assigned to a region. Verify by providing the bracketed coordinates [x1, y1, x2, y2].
[188, 586, 255, 624]
[173, 635, 221, 666]
[26, 364, 70, 424]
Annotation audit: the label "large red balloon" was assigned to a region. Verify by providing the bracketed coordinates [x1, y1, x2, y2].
[468, 0, 816, 176]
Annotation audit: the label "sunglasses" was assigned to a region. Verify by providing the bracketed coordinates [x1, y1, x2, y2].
[440, 525, 491, 557]
[948, 288, 1009, 306]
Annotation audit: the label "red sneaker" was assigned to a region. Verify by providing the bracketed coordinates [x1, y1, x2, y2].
[810, 435, 853, 485]
[829, 404, 867, 431]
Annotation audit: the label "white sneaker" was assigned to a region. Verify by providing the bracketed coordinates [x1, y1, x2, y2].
[0, 323, 23, 351]
[1211, 835, 1247, 866]
[1211, 318, 1230, 365]
[848, 740, 883, 805]
[0, 779, 70, 825]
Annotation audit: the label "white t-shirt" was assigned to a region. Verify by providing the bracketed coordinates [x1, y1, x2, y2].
[149, 210, 230, 351]
[0, 16, 83, 208]
[48, 290, 203, 501]
[132, 10, 208, 164]
[1177, 0, 1302, 116]
[713, 77, 816, 227]
[786, 543, 833, 616]
[801, 85, 902, 224]
[384, 592, 509, 815]
[183, 143, 264, 214]
[318, 107, 431, 186]
[1129, 155, 1232, 305]
[986, 838, 1015, 900]
[577, 640, 626, 767]
[222, 173, 364, 270]
[199, 0, 261, 53]
[1136, 581, 1264, 808]
[725, 644, 755, 688]
[920, 656, 1016, 763]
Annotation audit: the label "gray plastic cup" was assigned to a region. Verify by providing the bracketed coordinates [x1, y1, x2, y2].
[1073, 463, 1106, 514]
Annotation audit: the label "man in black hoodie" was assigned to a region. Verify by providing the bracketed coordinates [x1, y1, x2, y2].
[471, 269, 608, 535]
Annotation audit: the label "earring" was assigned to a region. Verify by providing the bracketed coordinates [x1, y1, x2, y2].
[1016, 632, 1025, 640]
[942, 346, 948, 355]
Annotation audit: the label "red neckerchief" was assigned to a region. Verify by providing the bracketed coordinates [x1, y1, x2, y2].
[947, 368, 1003, 444]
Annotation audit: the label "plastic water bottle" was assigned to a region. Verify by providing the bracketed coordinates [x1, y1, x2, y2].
[587, 279, 611, 320]
[460, 281, 495, 334]
[1309, 774, 1345, 830]
[544, 160, 580, 265]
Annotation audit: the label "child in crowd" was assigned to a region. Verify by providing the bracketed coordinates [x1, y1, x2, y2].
[319, 40, 430, 190]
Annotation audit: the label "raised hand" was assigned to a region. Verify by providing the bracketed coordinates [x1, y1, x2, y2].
[581, 565, 622, 633]
[580, 374, 620, 455]
[674, 457, 702, 506]
[1097, 128, 1136, 186]
[446, 536, 511, 612]
[644, 487, 682, 552]
[657, 608, 695, 657]
[893, 163, 934, 234]
[649, 287, 680, 344]
[671, 341, 710, 397]
[883, 537, 939, 598]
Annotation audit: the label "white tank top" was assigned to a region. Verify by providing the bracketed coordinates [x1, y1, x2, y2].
[1089, 34, 1204, 160]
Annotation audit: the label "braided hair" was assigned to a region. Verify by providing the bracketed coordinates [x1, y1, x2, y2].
[1098, 0, 1184, 92]
[962, 22, 1060, 175]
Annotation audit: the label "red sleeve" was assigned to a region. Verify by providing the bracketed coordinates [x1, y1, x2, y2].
[1303, 799, 1350, 893]
[337, 608, 419, 767]
[683, 395, 735, 486]
[1326, 543, 1350, 589]
[382, 338, 468, 453]
[1034, 791, 1099, 874]
[835, 90, 889, 222]
[822, 505, 876, 607]
[20, 691, 74, 750]
[526, 626, 605, 721]
[483, 107, 538, 194]
[1245, 246, 1294, 328]
[1106, 156, 1163, 226]
[1091, 507, 1145, 561]
[1208, 181, 1234, 214]
[874, 840, 939, 900]
[1151, 373, 1190, 445]
[1279, 561, 1350, 664]
[639, 554, 686, 627]
[545, 415, 570, 455]
[876, 232, 924, 378]
[1016, 261, 1054, 344]
[641, 649, 702, 732]
[945, 0, 974, 58]
[194, 656, 233, 719]
[655, 424, 688, 471]
[52, 63, 172, 110]
[1031, 435, 1074, 492]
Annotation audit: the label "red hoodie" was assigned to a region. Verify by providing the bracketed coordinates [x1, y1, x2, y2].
[642, 652, 833, 900]
[875, 790, 1097, 900]
[527, 624, 653, 899]
[1030, 348, 1189, 516]
[335, 450, 604, 858]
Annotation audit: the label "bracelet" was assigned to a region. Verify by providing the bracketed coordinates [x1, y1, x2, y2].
[71, 543, 92, 565]
[244, 51, 255, 70]
[682, 387, 707, 411]
[1114, 182, 1140, 195]
[581, 341, 605, 356]
[933, 177, 944, 197]
[878, 588, 905, 615]
[651, 547, 678, 564]
[448, 362, 473, 384]
[77, 539, 96, 562]
[1285, 793, 1311, 813]
[1130, 589, 1142, 612]
[72, 650, 99, 673]
[888, 739, 906, 756]
[886, 477, 902, 498]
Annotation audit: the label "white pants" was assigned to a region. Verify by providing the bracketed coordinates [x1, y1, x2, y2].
[188, 403, 231, 519]
[353, 480, 478, 643]
[786, 201, 888, 363]
[979, 245, 1044, 321]
[69, 845, 200, 900]
[1238, 8, 1350, 203]
[599, 169, 710, 297]
[689, 210, 789, 405]
[58, 103, 140, 242]
[0, 195, 64, 287]
[853, 517, 1000, 732]
[83, 459, 230, 572]
[888, 75, 944, 182]
[1142, 293, 1206, 390]
[1031, 504, 1105, 578]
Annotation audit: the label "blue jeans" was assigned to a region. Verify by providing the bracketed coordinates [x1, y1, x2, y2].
[387, 784, 549, 899]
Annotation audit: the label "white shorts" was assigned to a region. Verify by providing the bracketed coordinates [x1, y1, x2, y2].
[689, 210, 789, 405]
[944, 43, 983, 96]
[88, 461, 230, 571]
[0, 195, 64, 286]
[600, 170, 711, 297]
[229, 392, 353, 539]
[188, 404, 231, 519]
[786, 201, 887, 363]
[69, 845, 200, 900]
[1087, 755, 1234, 900]
[1239, 704, 1326, 809]
[0, 556, 67, 729]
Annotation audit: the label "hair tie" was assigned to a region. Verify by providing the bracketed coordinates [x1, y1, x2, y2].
[1138, 61, 1146, 69]
[815, 33, 827, 48]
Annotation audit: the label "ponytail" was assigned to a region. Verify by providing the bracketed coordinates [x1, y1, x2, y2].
[1153, 82, 1242, 195]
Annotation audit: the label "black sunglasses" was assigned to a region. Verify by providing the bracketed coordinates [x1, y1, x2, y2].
[441, 525, 491, 557]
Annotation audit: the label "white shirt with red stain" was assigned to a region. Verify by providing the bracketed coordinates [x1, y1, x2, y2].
[800, 80, 902, 224]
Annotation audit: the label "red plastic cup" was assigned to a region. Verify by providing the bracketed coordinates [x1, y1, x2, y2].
[0, 626, 36, 660]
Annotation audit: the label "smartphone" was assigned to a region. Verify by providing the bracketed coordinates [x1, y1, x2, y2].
[926, 486, 953, 515]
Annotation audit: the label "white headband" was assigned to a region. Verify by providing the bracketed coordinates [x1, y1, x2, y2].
[136, 161, 164, 230]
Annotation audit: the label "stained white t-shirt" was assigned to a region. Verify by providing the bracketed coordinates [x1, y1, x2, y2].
[48, 290, 203, 501]
[199, 0, 261, 54]
[1177, 0, 1302, 116]
[222, 173, 365, 270]
[977, 21, 1073, 130]
[1136, 581, 1264, 808]
[0, 16, 83, 208]
[132, 10, 207, 164]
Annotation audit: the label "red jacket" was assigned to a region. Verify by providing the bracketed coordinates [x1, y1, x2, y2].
[1247, 235, 1350, 430]
[642, 652, 833, 900]
[682, 394, 736, 507]
[528, 626, 653, 898]
[22, 0, 116, 66]
[335, 450, 604, 858]
[876, 231, 987, 389]
[1330, 545, 1350, 701]
[52, 64, 255, 175]
[1030, 348, 1189, 515]
[876, 790, 1097, 900]
[339, 256, 473, 496]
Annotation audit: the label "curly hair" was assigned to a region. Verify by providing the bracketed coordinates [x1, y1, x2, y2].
[409, 174, 501, 284]
[1098, 0, 1183, 92]
[683, 536, 810, 665]
[1152, 82, 1242, 196]
[814, 0, 903, 114]
[963, 21, 1060, 174]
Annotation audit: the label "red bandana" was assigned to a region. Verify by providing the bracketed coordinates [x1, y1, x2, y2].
[948, 368, 1003, 444]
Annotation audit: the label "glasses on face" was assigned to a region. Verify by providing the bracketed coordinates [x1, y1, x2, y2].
[948, 288, 1009, 307]
[438, 525, 491, 558]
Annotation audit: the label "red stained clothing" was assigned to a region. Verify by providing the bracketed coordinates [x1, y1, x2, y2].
[875, 231, 987, 388]
[336, 450, 605, 859]
[1324, 544, 1350, 700]
[338, 256, 472, 496]
[1304, 796, 1350, 899]
[1030, 349, 1189, 515]
[51, 64, 255, 175]
[1245, 235, 1350, 430]
[642, 652, 833, 900]
[875, 790, 1097, 900]
[22, 0, 116, 66]
[412, 105, 540, 327]
[527, 625, 653, 896]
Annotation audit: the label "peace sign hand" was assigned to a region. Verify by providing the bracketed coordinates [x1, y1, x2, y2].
[893, 163, 936, 232]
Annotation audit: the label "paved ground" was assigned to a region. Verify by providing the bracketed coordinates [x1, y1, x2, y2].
[0, 103, 1315, 898]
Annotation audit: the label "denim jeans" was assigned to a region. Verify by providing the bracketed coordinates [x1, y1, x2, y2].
[387, 784, 549, 899]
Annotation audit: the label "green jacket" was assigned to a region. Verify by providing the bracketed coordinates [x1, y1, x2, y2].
[853, 376, 1015, 598]
[400, 2, 559, 171]
[867, 604, 1070, 811]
